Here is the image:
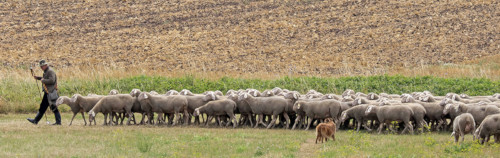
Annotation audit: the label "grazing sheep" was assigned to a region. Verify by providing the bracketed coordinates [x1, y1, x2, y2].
[451, 113, 476, 142]
[352, 98, 379, 106]
[404, 96, 446, 131]
[138, 92, 189, 125]
[194, 99, 238, 128]
[70, 94, 104, 125]
[367, 93, 379, 100]
[180, 89, 195, 96]
[315, 118, 336, 144]
[293, 99, 342, 130]
[365, 105, 414, 134]
[88, 94, 136, 125]
[475, 114, 500, 144]
[340, 104, 378, 132]
[108, 89, 119, 95]
[238, 93, 290, 129]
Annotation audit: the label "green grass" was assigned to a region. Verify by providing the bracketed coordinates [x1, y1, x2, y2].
[2, 75, 500, 113]
[1, 113, 499, 157]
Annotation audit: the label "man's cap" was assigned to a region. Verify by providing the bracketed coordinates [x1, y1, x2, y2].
[39, 59, 48, 66]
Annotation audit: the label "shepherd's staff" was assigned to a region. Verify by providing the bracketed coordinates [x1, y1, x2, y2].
[30, 65, 50, 124]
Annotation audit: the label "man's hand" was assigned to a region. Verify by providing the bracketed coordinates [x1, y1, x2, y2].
[34, 76, 42, 80]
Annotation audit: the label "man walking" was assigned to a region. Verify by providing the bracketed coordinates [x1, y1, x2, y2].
[27, 60, 61, 125]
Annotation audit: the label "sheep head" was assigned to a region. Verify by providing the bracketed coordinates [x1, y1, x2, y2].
[194, 108, 201, 116]
[340, 111, 348, 122]
[214, 90, 223, 96]
[138, 92, 149, 101]
[109, 89, 119, 95]
[365, 105, 376, 115]
[165, 90, 179, 96]
[55, 96, 68, 107]
[443, 104, 454, 115]
[129, 89, 142, 97]
[149, 91, 159, 95]
[88, 110, 96, 122]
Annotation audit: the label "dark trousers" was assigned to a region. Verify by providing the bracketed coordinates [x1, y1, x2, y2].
[34, 92, 61, 124]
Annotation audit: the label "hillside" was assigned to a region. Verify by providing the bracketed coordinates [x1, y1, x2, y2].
[0, 0, 498, 76]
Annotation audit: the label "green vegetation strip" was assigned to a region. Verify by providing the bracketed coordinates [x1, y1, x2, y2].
[1, 75, 499, 113]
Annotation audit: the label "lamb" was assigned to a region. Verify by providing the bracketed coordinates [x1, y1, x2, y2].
[365, 105, 414, 134]
[315, 118, 336, 144]
[293, 99, 342, 130]
[451, 113, 476, 142]
[194, 99, 238, 128]
[138, 92, 189, 125]
[474, 114, 500, 144]
[70, 94, 104, 125]
[238, 93, 290, 129]
[88, 94, 136, 125]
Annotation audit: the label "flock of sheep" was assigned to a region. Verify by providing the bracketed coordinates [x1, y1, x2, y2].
[56, 87, 500, 144]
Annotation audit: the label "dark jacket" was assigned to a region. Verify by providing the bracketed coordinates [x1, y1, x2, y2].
[42, 67, 57, 93]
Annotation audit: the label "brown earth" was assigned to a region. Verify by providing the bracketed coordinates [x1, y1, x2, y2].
[0, 0, 498, 76]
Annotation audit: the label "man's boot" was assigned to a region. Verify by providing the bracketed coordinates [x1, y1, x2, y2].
[27, 112, 43, 125]
[52, 110, 62, 125]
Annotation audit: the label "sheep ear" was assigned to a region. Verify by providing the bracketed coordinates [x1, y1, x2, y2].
[211, 92, 216, 100]
[357, 99, 362, 105]
[244, 93, 248, 98]
[294, 94, 299, 100]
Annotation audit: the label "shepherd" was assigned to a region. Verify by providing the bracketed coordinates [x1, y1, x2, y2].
[27, 60, 61, 125]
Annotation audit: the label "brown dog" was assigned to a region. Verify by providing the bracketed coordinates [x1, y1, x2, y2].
[316, 118, 336, 144]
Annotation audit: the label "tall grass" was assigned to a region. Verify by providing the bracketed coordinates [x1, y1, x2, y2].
[1, 74, 500, 113]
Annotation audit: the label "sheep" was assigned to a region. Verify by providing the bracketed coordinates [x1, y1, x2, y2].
[180, 89, 194, 96]
[165, 90, 180, 96]
[451, 113, 476, 142]
[70, 94, 104, 125]
[474, 114, 500, 144]
[340, 104, 378, 132]
[227, 94, 254, 127]
[293, 99, 342, 130]
[194, 99, 238, 128]
[238, 92, 290, 129]
[55, 96, 94, 126]
[315, 118, 336, 144]
[404, 96, 446, 131]
[261, 90, 275, 97]
[455, 104, 500, 125]
[367, 93, 379, 100]
[138, 92, 189, 125]
[108, 89, 119, 95]
[184, 92, 220, 125]
[88, 94, 136, 125]
[149, 91, 159, 95]
[365, 105, 414, 134]
[352, 98, 379, 106]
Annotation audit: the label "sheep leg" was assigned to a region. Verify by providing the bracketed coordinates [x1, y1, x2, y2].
[377, 123, 385, 134]
[266, 114, 277, 129]
[292, 115, 301, 130]
[172, 112, 179, 126]
[81, 112, 87, 126]
[283, 113, 290, 129]
[231, 114, 238, 128]
[103, 113, 108, 126]
[69, 112, 77, 126]
[305, 117, 314, 131]
[362, 120, 373, 132]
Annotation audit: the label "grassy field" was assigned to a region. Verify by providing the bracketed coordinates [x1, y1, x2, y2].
[1, 113, 499, 157]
